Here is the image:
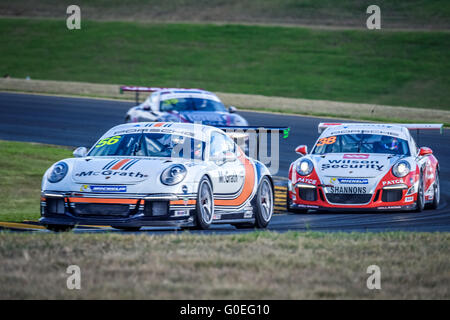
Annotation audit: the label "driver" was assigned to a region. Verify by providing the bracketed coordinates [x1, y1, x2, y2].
[377, 135, 399, 153]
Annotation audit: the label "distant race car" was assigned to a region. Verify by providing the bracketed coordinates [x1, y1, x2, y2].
[40, 122, 279, 232]
[121, 86, 249, 127]
[287, 123, 442, 212]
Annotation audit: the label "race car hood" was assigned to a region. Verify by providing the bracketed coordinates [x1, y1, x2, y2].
[313, 153, 399, 178]
[71, 157, 175, 184]
[161, 111, 247, 126]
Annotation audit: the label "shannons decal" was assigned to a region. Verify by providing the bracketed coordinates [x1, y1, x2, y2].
[321, 159, 384, 171]
[328, 186, 368, 194]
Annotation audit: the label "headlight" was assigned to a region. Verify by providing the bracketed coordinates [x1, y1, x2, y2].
[47, 162, 68, 183]
[160, 164, 187, 185]
[392, 160, 411, 178]
[296, 159, 314, 176]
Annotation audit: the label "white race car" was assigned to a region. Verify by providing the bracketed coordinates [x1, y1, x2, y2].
[40, 122, 275, 231]
[288, 123, 442, 212]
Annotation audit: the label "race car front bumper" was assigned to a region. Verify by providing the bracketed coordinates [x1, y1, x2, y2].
[39, 191, 197, 227]
[289, 184, 418, 212]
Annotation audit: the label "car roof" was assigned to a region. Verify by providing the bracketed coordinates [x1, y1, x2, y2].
[321, 123, 410, 140]
[101, 122, 220, 142]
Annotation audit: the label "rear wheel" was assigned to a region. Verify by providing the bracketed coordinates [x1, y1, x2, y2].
[287, 188, 308, 214]
[194, 177, 214, 230]
[112, 226, 141, 231]
[415, 173, 425, 212]
[234, 176, 274, 229]
[45, 224, 74, 232]
[427, 170, 440, 210]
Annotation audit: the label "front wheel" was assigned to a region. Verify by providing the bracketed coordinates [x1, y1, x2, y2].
[194, 177, 214, 230]
[415, 173, 425, 212]
[427, 170, 440, 210]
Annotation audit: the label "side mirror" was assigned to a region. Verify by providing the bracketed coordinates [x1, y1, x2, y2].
[295, 145, 308, 156]
[73, 147, 88, 158]
[418, 147, 433, 156]
[143, 105, 151, 111]
[228, 106, 237, 113]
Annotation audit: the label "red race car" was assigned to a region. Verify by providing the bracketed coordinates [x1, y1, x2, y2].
[287, 123, 442, 212]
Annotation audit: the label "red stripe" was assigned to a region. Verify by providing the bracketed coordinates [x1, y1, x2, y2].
[111, 159, 131, 170]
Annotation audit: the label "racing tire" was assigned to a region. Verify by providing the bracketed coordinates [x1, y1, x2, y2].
[111, 226, 141, 231]
[193, 176, 214, 230]
[286, 188, 308, 214]
[415, 172, 425, 212]
[232, 176, 274, 229]
[427, 170, 440, 210]
[45, 224, 74, 232]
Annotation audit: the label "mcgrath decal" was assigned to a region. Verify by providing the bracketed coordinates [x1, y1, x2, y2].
[75, 170, 148, 178]
[218, 170, 238, 183]
[321, 159, 384, 171]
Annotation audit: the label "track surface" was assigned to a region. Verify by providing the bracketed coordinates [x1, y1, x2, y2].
[1, 92, 449, 232]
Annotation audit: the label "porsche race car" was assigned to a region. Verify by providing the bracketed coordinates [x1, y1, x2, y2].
[40, 122, 279, 231]
[287, 123, 442, 212]
[121, 86, 248, 127]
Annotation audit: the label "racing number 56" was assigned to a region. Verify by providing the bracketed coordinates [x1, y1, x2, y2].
[95, 136, 121, 148]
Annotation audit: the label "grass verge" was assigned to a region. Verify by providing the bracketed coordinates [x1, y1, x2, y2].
[0, 140, 72, 222]
[0, 231, 449, 299]
[1, 0, 450, 29]
[1, 18, 449, 110]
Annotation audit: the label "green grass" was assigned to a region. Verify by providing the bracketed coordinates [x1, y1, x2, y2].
[1, 18, 449, 110]
[0, 231, 449, 299]
[2, 0, 450, 29]
[0, 140, 72, 222]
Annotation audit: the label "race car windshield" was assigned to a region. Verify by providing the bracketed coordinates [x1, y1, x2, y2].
[312, 134, 410, 156]
[88, 133, 205, 160]
[159, 97, 227, 112]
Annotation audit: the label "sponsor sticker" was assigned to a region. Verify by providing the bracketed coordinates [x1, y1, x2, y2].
[405, 196, 414, 202]
[328, 186, 368, 194]
[89, 185, 127, 192]
[337, 178, 368, 184]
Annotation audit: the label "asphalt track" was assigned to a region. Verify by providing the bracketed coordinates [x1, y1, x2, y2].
[1, 91, 450, 233]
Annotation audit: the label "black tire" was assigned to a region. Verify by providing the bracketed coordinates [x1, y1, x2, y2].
[45, 224, 74, 232]
[254, 176, 274, 228]
[287, 188, 308, 214]
[232, 177, 274, 229]
[112, 226, 141, 231]
[427, 170, 440, 210]
[415, 172, 425, 212]
[194, 176, 214, 230]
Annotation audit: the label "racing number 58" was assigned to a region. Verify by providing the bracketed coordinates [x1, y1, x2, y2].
[95, 136, 121, 148]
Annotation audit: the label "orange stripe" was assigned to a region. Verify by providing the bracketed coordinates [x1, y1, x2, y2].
[214, 155, 255, 207]
[68, 197, 139, 204]
[153, 122, 165, 127]
[111, 159, 131, 170]
[170, 200, 197, 205]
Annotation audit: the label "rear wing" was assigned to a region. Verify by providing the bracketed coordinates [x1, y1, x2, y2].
[216, 126, 290, 139]
[119, 86, 202, 104]
[318, 123, 444, 134]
